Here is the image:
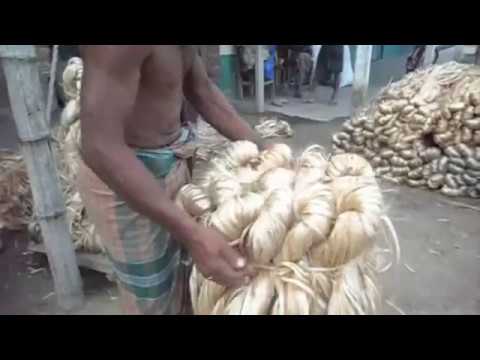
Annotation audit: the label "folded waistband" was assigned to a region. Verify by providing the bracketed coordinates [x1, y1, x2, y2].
[135, 127, 195, 178]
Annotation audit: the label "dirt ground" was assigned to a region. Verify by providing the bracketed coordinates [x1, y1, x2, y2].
[0, 113, 479, 315]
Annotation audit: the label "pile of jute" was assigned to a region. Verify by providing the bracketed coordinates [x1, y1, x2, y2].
[0, 57, 103, 252]
[332, 62, 480, 198]
[177, 142, 399, 315]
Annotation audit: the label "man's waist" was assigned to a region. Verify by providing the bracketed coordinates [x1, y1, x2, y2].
[134, 126, 195, 178]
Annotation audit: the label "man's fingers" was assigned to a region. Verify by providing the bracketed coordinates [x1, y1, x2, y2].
[221, 244, 246, 270]
[221, 243, 256, 282]
[243, 264, 257, 279]
[213, 261, 246, 288]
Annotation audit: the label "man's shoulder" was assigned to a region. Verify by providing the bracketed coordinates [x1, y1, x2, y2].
[81, 45, 152, 70]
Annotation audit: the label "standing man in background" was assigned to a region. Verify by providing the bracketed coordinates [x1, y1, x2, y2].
[312, 45, 344, 105]
[287, 45, 313, 100]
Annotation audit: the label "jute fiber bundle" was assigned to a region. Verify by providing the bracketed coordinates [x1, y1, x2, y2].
[48, 57, 104, 253]
[332, 62, 480, 198]
[0, 57, 103, 252]
[178, 142, 399, 315]
[195, 117, 293, 162]
[0, 150, 32, 231]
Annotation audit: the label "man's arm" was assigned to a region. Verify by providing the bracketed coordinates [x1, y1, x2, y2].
[183, 53, 268, 150]
[80, 45, 251, 287]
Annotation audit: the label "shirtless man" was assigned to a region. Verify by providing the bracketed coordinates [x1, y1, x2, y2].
[77, 45, 267, 314]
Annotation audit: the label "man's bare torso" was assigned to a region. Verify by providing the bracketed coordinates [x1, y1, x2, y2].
[81, 45, 197, 149]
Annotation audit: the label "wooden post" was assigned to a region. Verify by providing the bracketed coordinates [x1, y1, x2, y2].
[255, 45, 265, 113]
[352, 45, 373, 112]
[424, 45, 437, 67]
[46, 45, 59, 125]
[0, 45, 84, 311]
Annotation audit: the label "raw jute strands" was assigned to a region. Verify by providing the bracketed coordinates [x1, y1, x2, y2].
[332, 62, 480, 199]
[0, 57, 104, 253]
[43, 57, 102, 252]
[195, 117, 294, 162]
[0, 150, 32, 231]
[178, 142, 399, 315]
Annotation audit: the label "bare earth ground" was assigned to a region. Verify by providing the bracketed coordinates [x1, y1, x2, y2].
[0, 110, 479, 315]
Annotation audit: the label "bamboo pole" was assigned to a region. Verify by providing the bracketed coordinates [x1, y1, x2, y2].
[0, 45, 84, 311]
[352, 45, 373, 112]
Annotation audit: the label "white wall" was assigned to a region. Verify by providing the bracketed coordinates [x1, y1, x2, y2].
[220, 45, 235, 56]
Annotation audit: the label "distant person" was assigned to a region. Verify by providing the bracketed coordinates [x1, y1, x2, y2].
[406, 45, 440, 73]
[313, 45, 344, 105]
[287, 45, 313, 100]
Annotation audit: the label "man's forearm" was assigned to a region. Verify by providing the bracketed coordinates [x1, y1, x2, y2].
[190, 83, 267, 149]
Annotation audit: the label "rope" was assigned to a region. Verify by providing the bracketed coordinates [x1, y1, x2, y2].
[46, 45, 59, 126]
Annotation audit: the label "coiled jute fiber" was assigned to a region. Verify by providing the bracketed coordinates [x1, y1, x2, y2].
[178, 142, 399, 315]
[332, 62, 480, 199]
[0, 57, 103, 252]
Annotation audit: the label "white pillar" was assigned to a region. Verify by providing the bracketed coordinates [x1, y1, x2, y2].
[255, 45, 265, 113]
[453, 45, 464, 62]
[424, 45, 437, 67]
[352, 45, 373, 112]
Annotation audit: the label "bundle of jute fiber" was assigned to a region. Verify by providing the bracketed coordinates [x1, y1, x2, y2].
[177, 142, 399, 315]
[51, 57, 104, 253]
[195, 117, 294, 162]
[332, 62, 480, 199]
[0, 150, 32, 231]
[254, 117, 294, 139]
[0, 57, 104, 253]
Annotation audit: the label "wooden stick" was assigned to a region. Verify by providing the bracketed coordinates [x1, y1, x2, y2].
[0, 45, 84, 311]
[46, 45, 59, 125]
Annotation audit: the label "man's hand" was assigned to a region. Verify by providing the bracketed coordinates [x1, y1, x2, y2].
[187, 225, 255, 288]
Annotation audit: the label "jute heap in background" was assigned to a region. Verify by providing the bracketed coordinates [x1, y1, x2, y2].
[332, 62, 480, 198]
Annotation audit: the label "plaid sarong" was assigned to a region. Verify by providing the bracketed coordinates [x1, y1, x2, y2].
[77, 127, 196, 315]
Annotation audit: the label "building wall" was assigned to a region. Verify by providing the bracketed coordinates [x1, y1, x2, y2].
[350, 45, 414, 65]
[383, 45, 415, 58]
